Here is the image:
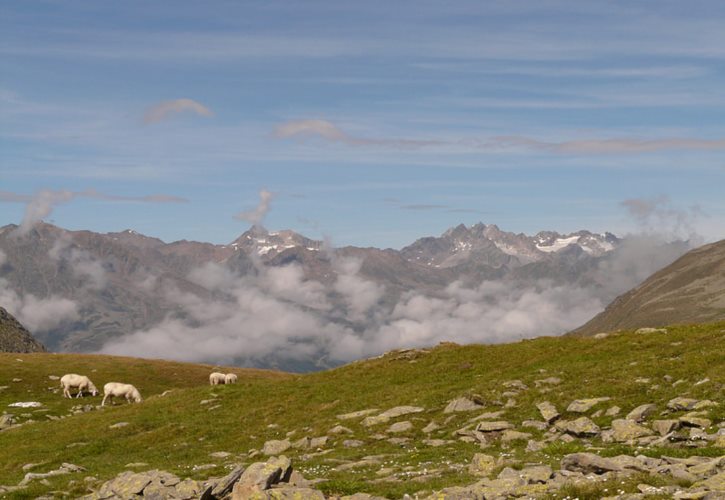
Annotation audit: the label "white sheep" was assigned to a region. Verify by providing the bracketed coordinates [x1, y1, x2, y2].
[209, 372, 226, 385]
[224, 373, 238, 384]
[101, 382, 143, 406]
[60, 374, 98, 399]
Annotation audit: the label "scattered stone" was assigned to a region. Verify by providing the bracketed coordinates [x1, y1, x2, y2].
[534, 377, 561, 387]
[653, 419, 680, 436]
[693, 400, 718, 410]
[329, 425, 353, 434]
[605, 406, 621, 416]
[667, 397, 700, 411]
[423, 439, 449, 447]
[502, 380, 528, 391]
[611, 419, 653, 442]
[521, 420, 548, 431]
[626, 404, 657, 422]
[20, 463, 85, 486]
[444, 396, 484, 413]
[635, 327, 667, 334]
[109, 422, 129, 430]
[48, 375, 60, 381]
[0, 414, 16, 430]
[210, 451, 232, 459]
[501, 430, 532, 442]
[309, 436, 328, 448]
[125, 462, 149, 468]
[561, 453, 622, 474]
[559, 417, 600, 437]
[567, 397, 610, 413]
[343, 440, 364, 448]
[362, 406, 424, 426]
[262, 439, 291, 456]
[468, 453, 496, 476]
[475, 421, 513, 432]
[680, 416, 712, 429]
[387, 421, 413, 433]
[422, 421, 440, 433]
[336, 409, 379, 420]
[536, 401, 560, 423]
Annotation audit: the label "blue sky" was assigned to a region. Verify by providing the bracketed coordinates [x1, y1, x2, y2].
[1, 1, 724, 248]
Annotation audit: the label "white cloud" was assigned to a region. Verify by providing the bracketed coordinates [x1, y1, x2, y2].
[0, 278, 79, 333]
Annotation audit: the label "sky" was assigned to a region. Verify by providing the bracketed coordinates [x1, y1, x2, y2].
[1, 1, 724, 249]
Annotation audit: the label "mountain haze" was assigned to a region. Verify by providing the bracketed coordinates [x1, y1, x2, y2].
[571, 238, 725, 335]
[0, 221, 691, 368]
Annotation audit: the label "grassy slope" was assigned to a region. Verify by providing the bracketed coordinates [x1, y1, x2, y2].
[1, 323, 724, 499]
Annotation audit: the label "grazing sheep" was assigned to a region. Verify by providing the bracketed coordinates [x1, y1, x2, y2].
[60, 374, 98, 399]
[209, 372, 226, 385]
[101, 382, 143, 406]
[224, 373, 238, 384]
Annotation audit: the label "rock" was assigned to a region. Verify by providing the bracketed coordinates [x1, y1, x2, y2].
[173, 478, 204, 499]
[502, 380, 528, 391]
[626, 404, 657, 422]
[387, 421, 413, 433]
[209, 451, 232, 459]
[559, 417, 600, 437]
[475, 421, 513, 432]
[667, 397, 700, 411]
[232, 456, 291, 498]
[343, 439, 364, 448]
[291, 437, 310, 449]
[611, 419, 653, 442]
[468, 453, 496, 476]
[329, 425, 352, 434]
[635, 327, 667, 334]
[360, 406, 425, 427]
[309, 436, 328, 448]
[336, 409, 379, 420]
[423, 439, 449, 447]
[262, 440, 291, 455]
[19, 463, 85, 486]
[605, 406, 621, 416]
[422, 421, 440, 433]
[653, 419, 680, 436]
[536, 401, 560, 423]
[680, 416, 712, 429]
[534, 377, 561, 387]
[444, 397, 485, 413]
[521, 420, 548, 431]
[109, 422, 129, 430]
[0, 414, 15, 430]
[561, 453, 623, 474]
[693, 400, 718, 410]
[211, 464, 246, 498]
[510, 465, 553, 484]
[696, 471, 725, 491]
[125, 462, 149, 468]
[567, 397, 610, 413]
[526, 439, 544, 452]
[501, 430, 532, 442]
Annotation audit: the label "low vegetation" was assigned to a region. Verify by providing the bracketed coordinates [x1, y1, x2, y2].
[0, 322, 723, 498]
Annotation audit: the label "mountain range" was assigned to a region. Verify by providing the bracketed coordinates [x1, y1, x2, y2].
[0, 221, 693, 367]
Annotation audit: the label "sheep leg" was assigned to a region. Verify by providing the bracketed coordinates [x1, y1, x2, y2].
[101, 394, 108, 406]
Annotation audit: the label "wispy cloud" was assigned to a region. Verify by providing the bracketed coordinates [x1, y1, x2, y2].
[234, 189, 274, 227]
[275, 119, 725, 155]
[0, 189, 188, 235]
[274, 119, 443, 149]
[143, 98, 213, 124]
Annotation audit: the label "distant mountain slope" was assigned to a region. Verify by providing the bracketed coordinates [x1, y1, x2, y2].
[0, 306, 46, 353]
[570, 239, 725, 335]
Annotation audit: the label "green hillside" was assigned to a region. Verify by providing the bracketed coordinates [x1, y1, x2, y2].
[0, 323, 724, 499]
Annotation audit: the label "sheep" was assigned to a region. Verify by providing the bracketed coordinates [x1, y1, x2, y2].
[209, 372, 226, 385]
[101, 382, 143, 406]
[60, 374, 98, 399]
[224, 373, 238, 384]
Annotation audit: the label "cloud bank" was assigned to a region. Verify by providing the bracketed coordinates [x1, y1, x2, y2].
[143, 98, 214, 124]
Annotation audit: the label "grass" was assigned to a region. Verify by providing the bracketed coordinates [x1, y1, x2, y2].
[0, 321, 724, 499]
